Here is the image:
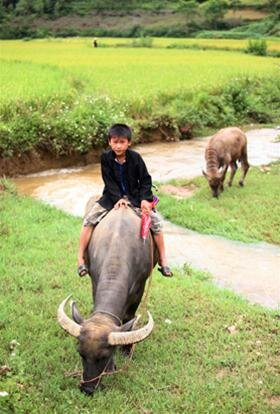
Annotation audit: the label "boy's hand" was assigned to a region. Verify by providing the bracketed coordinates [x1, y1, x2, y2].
[114, 198, 129, 209]
[141, 200, 152, 215]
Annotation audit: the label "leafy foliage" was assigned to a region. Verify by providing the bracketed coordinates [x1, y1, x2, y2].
[0, 0, 278, 39]
[246, 38, 267, 55]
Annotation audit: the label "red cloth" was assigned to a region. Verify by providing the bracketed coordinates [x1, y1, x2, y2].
[140, 196, 159, 240]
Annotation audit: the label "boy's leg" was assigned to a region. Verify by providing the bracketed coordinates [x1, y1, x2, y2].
[77, 201, 108, 276]
[153, 231, 173, 277]
[153, 231, 167, 267]
[77, 225, 94, 276]
[150, 210, 172, 277]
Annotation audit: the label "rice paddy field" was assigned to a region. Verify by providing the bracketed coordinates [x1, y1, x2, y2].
[1, 37, 280, 103]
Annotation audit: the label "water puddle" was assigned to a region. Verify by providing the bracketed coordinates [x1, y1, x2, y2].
[14, 128, 280, 309]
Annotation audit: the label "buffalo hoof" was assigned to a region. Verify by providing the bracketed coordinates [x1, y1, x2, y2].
[239, 181, 244, 187]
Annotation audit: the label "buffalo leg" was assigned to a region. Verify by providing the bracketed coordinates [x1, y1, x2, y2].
[120, 302, 140, 357]
[228, 161, 237, 186]
[220, 165, 228, 192]
[239, 156, 250, 187]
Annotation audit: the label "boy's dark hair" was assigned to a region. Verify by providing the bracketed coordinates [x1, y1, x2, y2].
[108, 124, 132, 141]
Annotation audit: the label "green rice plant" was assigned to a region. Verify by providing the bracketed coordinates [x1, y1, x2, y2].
[1, 39, 279, 103]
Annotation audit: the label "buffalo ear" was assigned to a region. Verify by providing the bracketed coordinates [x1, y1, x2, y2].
[202, 170, 208, 178]
[71, 302, 84, 324]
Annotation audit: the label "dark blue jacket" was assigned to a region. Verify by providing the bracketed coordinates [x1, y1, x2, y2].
[98, 148, 153, 210]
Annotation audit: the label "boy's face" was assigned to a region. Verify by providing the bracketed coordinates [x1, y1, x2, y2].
[109, 135, 131, 157]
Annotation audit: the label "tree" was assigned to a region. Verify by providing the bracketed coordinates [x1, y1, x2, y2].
[54, 0, 68, 16]
[177, 0, 200, 27]
[268, 0, 280, 18]
[3, 0, 18, 9]
[0, 2, 6, 20]
[43, 0, 56, 15]
[201, 0, 228, 29]
[178, 0, 199, 15]
[15, 0, 44, 15]
[229, 0, 241, 12]
[2, 0, 19, 12]
[33, 0, 44, 15]
[15, 0, 32, 15]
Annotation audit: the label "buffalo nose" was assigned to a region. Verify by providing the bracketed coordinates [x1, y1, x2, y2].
[80, 382, 105, 395]
[80, 384, 95, 395]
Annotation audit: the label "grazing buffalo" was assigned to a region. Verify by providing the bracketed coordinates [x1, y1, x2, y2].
[58, 206, 157, 395]
[203, 127, 250, 197]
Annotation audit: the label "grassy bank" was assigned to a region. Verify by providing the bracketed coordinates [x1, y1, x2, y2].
[1, 39, 280, 160]
[158, 162, 280, 245]
[0, 189, 279, 413]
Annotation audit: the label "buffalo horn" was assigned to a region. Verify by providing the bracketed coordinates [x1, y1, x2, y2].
[108, 311, 154, 346]
[57, 295, 81, 337]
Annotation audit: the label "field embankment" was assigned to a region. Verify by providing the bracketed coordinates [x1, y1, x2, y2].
[0, 187, 279, 413]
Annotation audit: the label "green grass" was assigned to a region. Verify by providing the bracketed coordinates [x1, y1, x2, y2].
[0, 189, 279, 413]
[157, 162, 280, 245]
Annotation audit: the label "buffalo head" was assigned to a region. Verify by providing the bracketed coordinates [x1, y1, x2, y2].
[57, 296, 154, 395]
[202, 170, 223, 198]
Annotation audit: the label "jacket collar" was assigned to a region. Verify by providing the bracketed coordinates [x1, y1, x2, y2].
[108, 148, 132, 162]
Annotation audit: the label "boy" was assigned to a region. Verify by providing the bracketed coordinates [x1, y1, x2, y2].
[77, 123, 173, 277]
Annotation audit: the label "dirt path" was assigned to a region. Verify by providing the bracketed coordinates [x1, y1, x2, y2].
[14, 128, 280, 309]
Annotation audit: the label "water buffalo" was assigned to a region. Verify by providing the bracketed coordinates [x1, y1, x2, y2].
[57, 206, 156, 395]
[203, 127, 250, 197]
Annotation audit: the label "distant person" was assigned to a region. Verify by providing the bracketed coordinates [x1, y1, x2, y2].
[77, 123, 173, 278]
[93, 38, 98, 48]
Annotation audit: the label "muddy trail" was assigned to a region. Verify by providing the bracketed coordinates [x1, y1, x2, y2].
[14, 128, 280, 309]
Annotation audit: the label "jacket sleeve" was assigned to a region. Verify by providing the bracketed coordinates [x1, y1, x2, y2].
[137, 154, 153, 202]
[101, 153, 122, 204]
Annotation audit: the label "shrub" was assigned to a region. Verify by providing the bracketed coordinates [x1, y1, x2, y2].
[245, 39, 267, 56]
[1, 74, 279, 158]
[131, 36, 153, 48]
[0, 96, 132, 157]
